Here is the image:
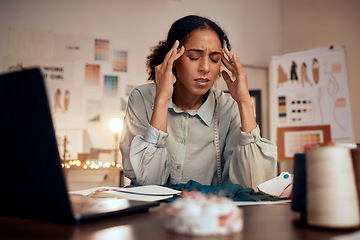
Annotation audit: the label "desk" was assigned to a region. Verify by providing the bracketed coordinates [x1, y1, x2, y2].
[63, 167, 124, 191]
[0, 203, 358, 240]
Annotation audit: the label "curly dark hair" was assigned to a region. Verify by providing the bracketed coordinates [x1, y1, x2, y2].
[146, 15, 232, 82]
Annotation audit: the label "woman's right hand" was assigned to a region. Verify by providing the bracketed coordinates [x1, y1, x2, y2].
[154, 40, 185, 103]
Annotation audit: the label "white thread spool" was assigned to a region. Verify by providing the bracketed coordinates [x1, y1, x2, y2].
[306, 146, 360, 228]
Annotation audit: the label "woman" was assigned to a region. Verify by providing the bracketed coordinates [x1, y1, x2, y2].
[120, 15, 277, 188]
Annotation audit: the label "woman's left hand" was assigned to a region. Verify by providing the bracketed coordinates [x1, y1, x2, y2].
[221, 48, 251, 103]
[221, 48, 257, 132]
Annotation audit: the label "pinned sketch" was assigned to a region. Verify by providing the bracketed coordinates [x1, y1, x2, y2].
[300, 62, 313, 87]
[56, 128, 84, 161]
[53, 88, 71, 113]
[54, 88, 63, 113]
[48, 87, 83, 128]
[312, 58, 320, 83]
[277, 65, 289, 88]
[48, 88, 81, 114]
[4, 57, 74, 88]
[53, 34, 93, 60]
[270, 46, 354, 142]
[7, 27, 54, 58]
[86, 100, 102, 122]
[323, 61, 346, 131]
[290, 61, 298, 83]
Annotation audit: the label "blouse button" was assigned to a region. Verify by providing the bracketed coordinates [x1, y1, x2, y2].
[181, 139, 185, 144]
[176, 165, 181, 169]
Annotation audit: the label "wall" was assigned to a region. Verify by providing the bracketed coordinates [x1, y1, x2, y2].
[0, 0, 282, 153]
[281, 0, 360, 143]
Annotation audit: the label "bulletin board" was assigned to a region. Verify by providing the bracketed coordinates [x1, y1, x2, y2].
[269, 46, 355, 159]
[277, 125, 331, 161]
[3, 27, 137, 155]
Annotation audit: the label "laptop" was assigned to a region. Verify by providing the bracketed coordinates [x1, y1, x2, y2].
[0, 68, 159, 224]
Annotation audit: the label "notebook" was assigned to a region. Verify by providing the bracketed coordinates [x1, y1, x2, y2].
[0, 68, 159, 224]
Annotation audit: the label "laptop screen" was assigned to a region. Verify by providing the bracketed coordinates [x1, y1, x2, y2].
[0, 68, 160, 224]
[0, 68, 75, 223]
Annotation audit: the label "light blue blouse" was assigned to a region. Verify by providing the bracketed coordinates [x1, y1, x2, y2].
[120, 83, 277, 188]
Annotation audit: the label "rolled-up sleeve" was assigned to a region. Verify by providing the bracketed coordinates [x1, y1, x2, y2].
[228, 126, 277, 189]
[144, 125, 168, 147]
[221, 100, 277, 189]
[120, 87, 170, 185]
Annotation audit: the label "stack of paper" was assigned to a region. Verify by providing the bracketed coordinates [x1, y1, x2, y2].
[70, 185, 181, 202]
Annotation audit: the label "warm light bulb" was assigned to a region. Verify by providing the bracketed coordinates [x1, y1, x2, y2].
[108, 118, 123, 132]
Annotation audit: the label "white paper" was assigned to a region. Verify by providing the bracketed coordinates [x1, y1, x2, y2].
[114, 185, 181, 196]
[49, 87, 83, 128]
[4, 57, 74, 87]
[270, 46, 354, 141]
[53, 34, 93, 61]
[235, 200, 291, 206]
[69, 186, 110, 196]
[7, 27, 53, 58]
[69, 185, 181, 202]
[56, 128, 84, 160]
[86, 100, 102, 122]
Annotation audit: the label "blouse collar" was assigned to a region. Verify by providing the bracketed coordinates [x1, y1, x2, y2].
[168, 88, 215, 127]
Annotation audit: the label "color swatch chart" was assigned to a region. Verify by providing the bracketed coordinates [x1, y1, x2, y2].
[277, 95, 314, 124]
[85, 64, 100, 85]
[288, 95, 314, 123]
[104, 75, 118, 95]
[113, 50, 127, 72]
[284, 130, 323, 158]
[278, 96, 287, 123]
[94, 39, 109, 60]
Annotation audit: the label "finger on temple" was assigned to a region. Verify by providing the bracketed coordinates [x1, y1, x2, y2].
[175, 46, 185, 60]
[166, 49, 177, 72]
[232, 54, 243, 68]
[173, 40, 179, 49]
[168, 40, 181, 62]
[224, 48, 233, 59]
[224, 48, 243, 70]
[162, 41, 179, 70]
[221, 70, 233, 85]
[162, 47, 175, 69]
[221, 55, 233, 70]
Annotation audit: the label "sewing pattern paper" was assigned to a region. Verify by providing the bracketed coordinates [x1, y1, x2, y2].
[270, 46, 354, 141]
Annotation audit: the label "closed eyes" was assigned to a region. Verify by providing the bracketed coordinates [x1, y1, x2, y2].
[187, 51, 221, 63]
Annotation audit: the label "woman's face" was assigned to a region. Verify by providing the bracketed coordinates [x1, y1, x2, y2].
[174, 29, 222, 97]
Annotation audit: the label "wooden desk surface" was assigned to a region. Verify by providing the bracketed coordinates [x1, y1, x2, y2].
[0, 203, 358, 240]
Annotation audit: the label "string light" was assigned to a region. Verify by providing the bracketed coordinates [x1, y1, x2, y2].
[60, 117, 124, 170]
[62, 159, 122, 169]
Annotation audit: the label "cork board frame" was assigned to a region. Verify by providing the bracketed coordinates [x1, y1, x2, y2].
[277, 125, 331, 161]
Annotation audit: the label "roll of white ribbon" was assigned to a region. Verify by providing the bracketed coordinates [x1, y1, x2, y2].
[306, 146, 360, 228]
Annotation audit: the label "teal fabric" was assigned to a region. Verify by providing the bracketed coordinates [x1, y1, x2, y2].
[162, 180, 283, 202]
